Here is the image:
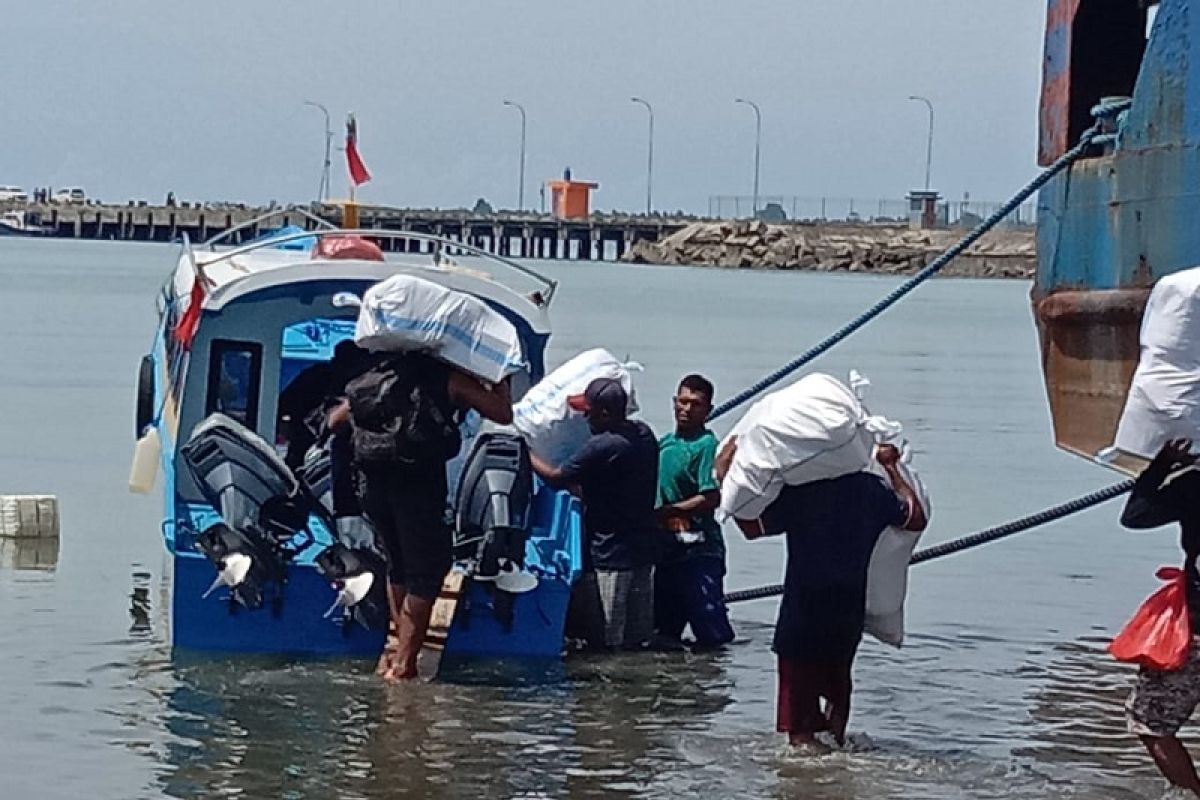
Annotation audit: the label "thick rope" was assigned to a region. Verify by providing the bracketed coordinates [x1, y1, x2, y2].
[709, 127, 1100, 422]
[723, 479, 1134, 605]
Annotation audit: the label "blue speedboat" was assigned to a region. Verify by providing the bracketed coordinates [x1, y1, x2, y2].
[131, 211, 583, 661]
[1034, 0, 1200, 469]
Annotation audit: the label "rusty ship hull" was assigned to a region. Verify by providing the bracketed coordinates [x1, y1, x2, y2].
[1035, 0, 1199, 469]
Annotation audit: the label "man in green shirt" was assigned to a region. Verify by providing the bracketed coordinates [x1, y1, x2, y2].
[654, 374, 735, 648]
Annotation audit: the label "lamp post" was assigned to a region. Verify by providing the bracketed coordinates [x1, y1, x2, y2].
[734, 98, 762, 216]
[908, 95, 935, 193]
[302, 100, 333, 202]
[503, 100, 527, 211]
[630, 97, 654, 215]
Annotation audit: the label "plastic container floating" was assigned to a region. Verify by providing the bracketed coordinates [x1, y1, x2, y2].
[0, 495, 59, 539]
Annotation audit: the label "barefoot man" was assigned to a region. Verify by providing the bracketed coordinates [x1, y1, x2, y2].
[717, 440, 926, 746]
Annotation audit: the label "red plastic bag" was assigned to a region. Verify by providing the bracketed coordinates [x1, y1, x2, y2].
[1109, 567, 1193, 671]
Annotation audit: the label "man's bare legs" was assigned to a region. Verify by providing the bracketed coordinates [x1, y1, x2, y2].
[384, 593, 435, 682]
[1141, 735, 1200, 797]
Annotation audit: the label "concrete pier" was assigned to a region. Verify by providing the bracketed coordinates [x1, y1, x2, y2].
[2, 201, 687, 263]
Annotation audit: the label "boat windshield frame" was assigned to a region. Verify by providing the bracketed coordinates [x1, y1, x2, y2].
[199, 207, 338, 250]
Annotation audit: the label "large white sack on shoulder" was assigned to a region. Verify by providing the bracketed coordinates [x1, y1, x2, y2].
[864, 445, 930, 648]
[512, 348, 641, 466]
[1114, 266, 1200, 459]
[718, 373, 878, 521]
[355, 273, 525, 384]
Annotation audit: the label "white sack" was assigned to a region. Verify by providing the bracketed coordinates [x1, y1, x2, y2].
[1114, 265, 1200, 459]
[354, 273, 525, 384]
[512, 348, 640, 466]
[863, 443, 930, 648]
[718, 372, 896, 521]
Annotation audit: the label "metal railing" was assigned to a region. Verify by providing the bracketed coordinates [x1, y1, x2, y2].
[706, 195, 1038, 227]
[183, 221, 560, 306]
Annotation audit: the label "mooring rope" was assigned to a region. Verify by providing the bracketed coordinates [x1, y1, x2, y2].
[723, 479, 1134, 604]
[709, 125, 1105, 422]
[703, 100, 1135, 604]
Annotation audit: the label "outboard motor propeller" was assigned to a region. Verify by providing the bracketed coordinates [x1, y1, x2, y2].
[494, 559, 539, 594]
[315, 543, 388, 631]
[203, 553, 253, 599]
[195, 522, 277, 610]
[324, 572, 376, 618]
[454, 432, 536, 589]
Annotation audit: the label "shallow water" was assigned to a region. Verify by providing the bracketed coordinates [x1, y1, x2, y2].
[0, 238, 1188, 798]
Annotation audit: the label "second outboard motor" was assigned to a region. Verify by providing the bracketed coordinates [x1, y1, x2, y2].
[454, 432, 534, 590]
[315, 543, 389, 632]
[295, 442, 334, 514]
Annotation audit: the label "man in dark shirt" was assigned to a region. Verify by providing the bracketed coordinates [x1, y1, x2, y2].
[531, 377, 659, 650]
[330, 353, 513, 681]
[1120, 438, 1200, 796]
[718, 440, 926, 747]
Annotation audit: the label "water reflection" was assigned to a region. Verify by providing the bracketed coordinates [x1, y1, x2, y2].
[152, 649, 737, 799]
[0, 536, 59, 570]
[1017, 636, 1179, 794]
[128, 569, 153, 637]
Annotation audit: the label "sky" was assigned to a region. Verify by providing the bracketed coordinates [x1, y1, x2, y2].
[5, 1, 1048, 214]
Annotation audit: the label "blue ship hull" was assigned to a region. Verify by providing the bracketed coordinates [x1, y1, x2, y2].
[1034, 0, 1200, 462]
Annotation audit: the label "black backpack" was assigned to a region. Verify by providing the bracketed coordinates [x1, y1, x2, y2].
[344, 355, 462, 465]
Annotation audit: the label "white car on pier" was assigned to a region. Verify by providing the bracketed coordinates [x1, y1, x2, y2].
[51, 187, 87, 204]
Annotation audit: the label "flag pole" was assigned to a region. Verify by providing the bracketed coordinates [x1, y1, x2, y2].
[343, 112, 368, 229]
[346, 113, 358, 228]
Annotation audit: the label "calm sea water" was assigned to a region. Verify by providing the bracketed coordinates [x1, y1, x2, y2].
[0, 238, 1187, 799]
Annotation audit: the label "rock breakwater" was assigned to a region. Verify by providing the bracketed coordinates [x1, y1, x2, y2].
[622, 220, 1036, 278]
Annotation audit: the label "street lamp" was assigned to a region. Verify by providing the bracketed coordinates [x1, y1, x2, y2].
[302, 100, 333, 202]
[734, 98, 762, 216]
[630, 97, 654, 215]
[503, 100, 527, 211]
[908, 95, 935, 193]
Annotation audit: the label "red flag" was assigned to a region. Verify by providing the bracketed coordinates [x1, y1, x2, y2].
[174, 275, 206, 348]
[345, 113, 372, 186]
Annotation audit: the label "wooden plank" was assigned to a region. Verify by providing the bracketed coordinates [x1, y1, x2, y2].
[417, 571, 466, 681]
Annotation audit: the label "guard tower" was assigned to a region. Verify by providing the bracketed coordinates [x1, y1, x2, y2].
[906, 190, 941, 230]
[546, 168, 599, 220]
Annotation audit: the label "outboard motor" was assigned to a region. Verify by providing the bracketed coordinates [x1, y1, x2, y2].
[454, 432, 536, 592]
[314, 543, 389, 632]
[295, 443, 334, 514]
[181, 414, 324, 611]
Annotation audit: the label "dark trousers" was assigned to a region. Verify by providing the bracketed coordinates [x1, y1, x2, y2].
[358, 462, 450, 598]
[653, 556, 735, 647]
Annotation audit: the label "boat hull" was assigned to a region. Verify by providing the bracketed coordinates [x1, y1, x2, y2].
[1031, 287, 1146, 462]
[445, 487, 583, 660]
[172, 552, 385, 657]
[0, 224, 47, 237]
